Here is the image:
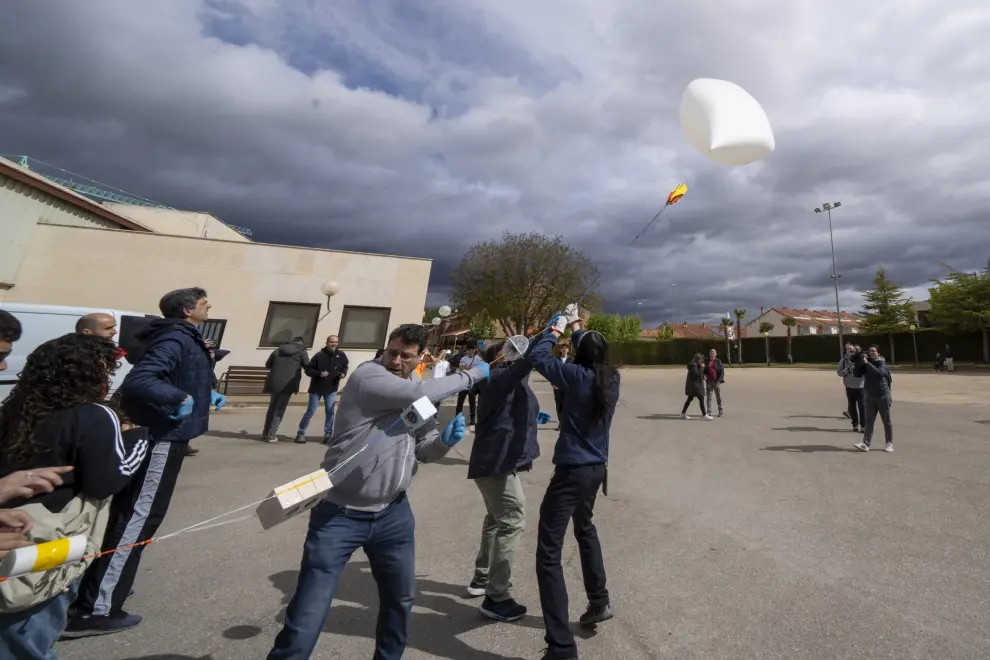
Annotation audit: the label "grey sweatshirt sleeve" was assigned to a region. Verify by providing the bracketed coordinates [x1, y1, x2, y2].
[837, 359, 848, 376]
[355, 363, 485, 414]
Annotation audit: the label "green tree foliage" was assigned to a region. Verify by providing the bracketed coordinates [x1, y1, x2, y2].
[719, 317, 733, 361]
[758, 321, 774, 334]
[586, 313, 642, 342]
[860, 266, 914, 363]
[422, 306, 441, 323]
[928, 259, 990, 363]
[655, 322, 675, 341]
[450, 232, 600, 336]
[468, 312, 497, 341]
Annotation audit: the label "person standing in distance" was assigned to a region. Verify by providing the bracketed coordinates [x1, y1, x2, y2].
[680, 354, 711, 420]
[456, 341, 483, 426]
[527, 305, 619, 660]
[67, 287, 227, 638]
[294, 335, 348, 445]
[853, 345, 894, 453]
[837, 344, 865, 432]
[261, 336, 309, 443]
[268, 324, 489, 660]
[704, 348, 725, 418]
[552, 342, 571, 431]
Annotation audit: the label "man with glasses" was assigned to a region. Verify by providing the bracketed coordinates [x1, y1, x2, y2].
[836, 343, 865, 432]
[269, 324, 489, 660]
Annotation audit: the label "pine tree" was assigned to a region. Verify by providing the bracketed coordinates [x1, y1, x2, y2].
[859, 267, 914, 363]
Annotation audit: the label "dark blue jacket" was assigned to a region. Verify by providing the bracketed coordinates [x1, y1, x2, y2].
[468, 358, 541, 479]
[526, 330, 618, 467]
[853, 358, 892, 398]
[120, 319, 214, 444]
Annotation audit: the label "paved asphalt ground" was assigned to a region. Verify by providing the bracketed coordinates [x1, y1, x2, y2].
[57, 368, 989, 660]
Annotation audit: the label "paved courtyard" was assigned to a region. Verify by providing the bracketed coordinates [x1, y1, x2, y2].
[58, 368, 989, 660]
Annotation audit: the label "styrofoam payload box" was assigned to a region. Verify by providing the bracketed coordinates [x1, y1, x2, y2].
[256, 469, 333, 530]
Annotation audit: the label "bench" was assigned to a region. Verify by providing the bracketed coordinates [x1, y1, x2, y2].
[218, 366, 269, 395]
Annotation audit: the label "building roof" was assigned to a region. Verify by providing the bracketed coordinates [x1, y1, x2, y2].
[750, 307, 862, 327]
[0, 157, 154, 232]
[642, 322, 747, 340]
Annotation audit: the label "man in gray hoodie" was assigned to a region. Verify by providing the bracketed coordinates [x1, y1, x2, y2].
[268, 323, 489, 660]
[836, 343, 865, 432]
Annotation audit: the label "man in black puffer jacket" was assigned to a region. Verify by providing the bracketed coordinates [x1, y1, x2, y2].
[293, 335, 348, 445]
[465, 342, 541, 623]
[68, 287, 225, 638]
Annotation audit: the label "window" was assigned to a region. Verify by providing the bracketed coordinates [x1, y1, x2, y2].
[339, 306, 392, 349]
[200, 319, 227, 347]
[259, 302, 321, 348]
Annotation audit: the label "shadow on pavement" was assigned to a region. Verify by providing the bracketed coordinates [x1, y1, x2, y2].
[121, 655, 214, 660]
[434, 454, 470, 466]
[250, 560, 589, 659]
[784, 414, 846, 420]
[761, 444, 859, 453]
[636, 414, 690, 420]
[976, 420, 989, 425]
[771, 426, 855, 434]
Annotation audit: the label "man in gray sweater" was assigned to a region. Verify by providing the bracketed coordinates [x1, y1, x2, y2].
[836, 343, 865, 432]
[268, 323, 489, 660]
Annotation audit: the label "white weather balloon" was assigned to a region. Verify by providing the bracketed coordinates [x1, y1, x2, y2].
[438, 305, 451, 317]
[680, 79, 775, 166]
[432, 317, 441, 326]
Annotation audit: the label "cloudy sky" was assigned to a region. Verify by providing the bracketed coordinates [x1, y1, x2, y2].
[1, 1, 987, 326]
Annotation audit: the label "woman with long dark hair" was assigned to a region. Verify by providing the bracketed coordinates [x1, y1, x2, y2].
[0, 334, 149, 659]
[465, 340, 541, 623]
[681, 353, 711, 420]
[526, 305, 619, 660]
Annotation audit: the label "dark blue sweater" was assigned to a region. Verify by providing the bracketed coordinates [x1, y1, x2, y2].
[526, 330, 617, 467]
[120, 319, 214, 444]
[853, 358, 892, 398]
[468, 358, 541, 479]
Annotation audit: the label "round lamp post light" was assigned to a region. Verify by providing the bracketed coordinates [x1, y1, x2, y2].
[321, 281, 341, 319]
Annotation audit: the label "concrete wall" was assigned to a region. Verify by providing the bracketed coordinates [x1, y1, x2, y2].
[105, 205, 251, 242]
[7, 224, 432, 387]
[0, 170, 127, 292]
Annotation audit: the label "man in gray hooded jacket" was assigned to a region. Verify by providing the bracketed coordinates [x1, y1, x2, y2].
[836, 343, 865, 432]
[268, 323, 489, 660]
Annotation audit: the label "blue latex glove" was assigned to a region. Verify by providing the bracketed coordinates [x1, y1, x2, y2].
[536, 411, 552, 424]
[167, 396, 194, 421]
[210, 390, 226, 411]
[543, 312, 562, 332]
[476, 340, 487, 353]
[441, 413, 467, 447]
[475, 362, 490, 379]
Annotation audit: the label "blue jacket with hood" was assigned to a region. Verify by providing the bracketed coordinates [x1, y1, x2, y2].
[468, 357, 541, 479]
[120, 318, 214, 443]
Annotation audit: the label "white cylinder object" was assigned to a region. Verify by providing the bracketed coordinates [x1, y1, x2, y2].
[680, 78, 775, 166]
[0, 535, 88, 578]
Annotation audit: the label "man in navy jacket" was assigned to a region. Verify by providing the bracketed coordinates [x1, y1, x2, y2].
[68, 287, 226, 638]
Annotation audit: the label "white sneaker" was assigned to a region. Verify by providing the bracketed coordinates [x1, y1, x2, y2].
[703, 414, 713, 420]
[853, 442, 870, 452]
[884, 443, 893, 453]
[681, 414, 690, 420]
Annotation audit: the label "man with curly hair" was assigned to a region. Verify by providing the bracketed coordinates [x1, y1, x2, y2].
[67, 288, 226, 638]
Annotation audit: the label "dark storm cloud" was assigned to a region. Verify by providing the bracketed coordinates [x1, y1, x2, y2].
[1, 1, 988, 325]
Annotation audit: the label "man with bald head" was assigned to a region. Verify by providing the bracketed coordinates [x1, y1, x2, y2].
[76, 313, 117, 340]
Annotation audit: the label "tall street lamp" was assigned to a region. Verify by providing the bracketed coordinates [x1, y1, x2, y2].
[814, 201, 844, 358]
[909, 324, 919, 367]
[671, 283, 676, 328]
[763, 330, 771, 367]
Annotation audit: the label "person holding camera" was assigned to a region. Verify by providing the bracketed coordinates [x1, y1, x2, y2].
[852, 345, 893, 453]
[836, 343, 865, 432]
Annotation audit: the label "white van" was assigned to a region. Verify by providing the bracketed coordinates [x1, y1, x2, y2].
[0, 303, 159, 401]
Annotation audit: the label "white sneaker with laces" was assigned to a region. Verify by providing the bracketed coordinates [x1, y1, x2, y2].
[853, 442, 870, 452]
[681, 414, 690, 420]
[884, 443, 893, 453]
[703, 414, 713, 420]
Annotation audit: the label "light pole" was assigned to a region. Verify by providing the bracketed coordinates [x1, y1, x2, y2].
[763, 330, 770, 367]
[910, 324, 919, 367]
[814, 202, 844, 358]
[671, 283, 676, 328]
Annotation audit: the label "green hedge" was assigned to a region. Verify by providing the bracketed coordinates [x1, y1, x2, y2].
[611, 329, 985, 366]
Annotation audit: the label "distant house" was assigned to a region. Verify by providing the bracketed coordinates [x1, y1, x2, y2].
[744, 307, 862, 338]
[641, 322, 747, 340]
[914, 300, 933, 327]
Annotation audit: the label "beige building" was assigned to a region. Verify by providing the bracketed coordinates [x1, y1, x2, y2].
[744, 307, 862, 338]
[0, 157, 432, 388]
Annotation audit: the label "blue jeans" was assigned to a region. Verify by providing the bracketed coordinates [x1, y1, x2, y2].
[297, 393, 336, 438]
[268, 494, 416, 660]
[0, 579, 79, 659]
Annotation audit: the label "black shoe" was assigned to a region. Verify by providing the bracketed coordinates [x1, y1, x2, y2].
[322, 436, 332, 445]
[842, 410, 851, 419]
[184, 445, 199, 456]
[62, 611, 143, 639]
[294, 434, 306, 445]
[539, 649, 578, 660]
[479, 596, 527, 622]
[578, 601, 614, 627]
[466, 578, 487, 598]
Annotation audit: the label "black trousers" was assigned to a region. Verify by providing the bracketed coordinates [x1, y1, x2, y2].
[681, 394, 707, 416]
[74, 441, 186, 616]
[536, 464, 609, 658]
[553, 389, 564, 418]
[456, 389, 477, 423]
[264, 392, 293, 436]
[844, 387, 865, 427]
